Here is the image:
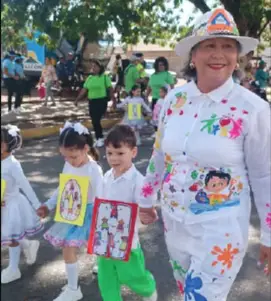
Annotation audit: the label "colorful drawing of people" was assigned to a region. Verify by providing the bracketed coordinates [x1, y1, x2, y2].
[119, 236, 128, 252]
[201, 114, 243, 139]
[117, 219, 125, 232]
[101, 217, 109, 231]
[60, 179, 82, 221]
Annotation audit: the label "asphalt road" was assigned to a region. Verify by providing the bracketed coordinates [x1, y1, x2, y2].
[1, 131, 270, 301]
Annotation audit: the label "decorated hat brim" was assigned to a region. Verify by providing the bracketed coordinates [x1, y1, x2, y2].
[175, 34, 259, 63]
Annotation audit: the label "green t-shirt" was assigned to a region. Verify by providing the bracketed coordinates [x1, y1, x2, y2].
[124, 64, 140, 93]
[148, 71, 174, 99]
[255, 69, 269, 89]
[83, 74, 112, 99]
[136, 63, 147, 78]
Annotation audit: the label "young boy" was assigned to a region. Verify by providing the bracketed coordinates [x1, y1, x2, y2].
[98, 124, 157, 301]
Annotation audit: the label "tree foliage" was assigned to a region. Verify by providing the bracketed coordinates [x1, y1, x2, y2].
[1, 0, 270, 51]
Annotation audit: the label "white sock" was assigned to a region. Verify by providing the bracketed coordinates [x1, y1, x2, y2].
[20, 239, 31, 249]
[65, 262, 79, 291]
[8, 246, 21, 271]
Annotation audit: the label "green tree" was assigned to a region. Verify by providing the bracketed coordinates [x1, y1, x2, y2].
[1, 0, 270, 50]
[187, 0, 271, 38]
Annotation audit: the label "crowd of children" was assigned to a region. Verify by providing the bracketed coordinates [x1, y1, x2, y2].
[1, 85, 168, 301]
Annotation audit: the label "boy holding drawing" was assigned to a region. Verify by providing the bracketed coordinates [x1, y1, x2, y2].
[97, 124, 157, 301]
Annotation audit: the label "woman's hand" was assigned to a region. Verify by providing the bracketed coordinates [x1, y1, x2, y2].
[36, 205, 49, 218]
[139, 207, 158, 225]
[259, 244, 271, 276]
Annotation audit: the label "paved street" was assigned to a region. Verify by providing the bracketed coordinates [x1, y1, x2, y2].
[1, 131, 270, 301]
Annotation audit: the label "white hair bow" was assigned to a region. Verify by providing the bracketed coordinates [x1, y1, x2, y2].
[60, 121, 89, 135]
[8, 125, 20, 137]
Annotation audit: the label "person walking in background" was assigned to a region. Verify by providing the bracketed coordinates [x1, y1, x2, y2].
[135, 53, 149, 95]
[255, 60, 269, 101]
[75, 59, 116, 147]
[117, 84, 152, 145]
[56, 56, 68, 89]
[146, 57, 175, 110]
[13, 55, 25, 112]
[124, 55, 141, 95]
[38, 57, 58, 107]
[2, 51, 18, 112]
[66, 52, 76, 86]
[113, 54, 124, 103]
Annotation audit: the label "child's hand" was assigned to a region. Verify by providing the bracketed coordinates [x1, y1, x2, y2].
[139, 207, 158, 225]
[36, 205, 49, 218]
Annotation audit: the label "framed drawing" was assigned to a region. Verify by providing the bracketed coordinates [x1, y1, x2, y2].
[128, 103, 142, 120]
[1, 179, 6, 207]
[88, 198, 138, 261]
[54, 174, 90, 226]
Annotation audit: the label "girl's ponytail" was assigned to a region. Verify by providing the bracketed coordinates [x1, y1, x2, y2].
[89, 146, 99, 162]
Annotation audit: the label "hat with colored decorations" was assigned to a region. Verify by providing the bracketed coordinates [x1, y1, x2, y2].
[175, 8, 259, 60]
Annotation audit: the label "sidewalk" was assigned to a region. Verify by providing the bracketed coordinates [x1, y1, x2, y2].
[1, 95, 123, 140]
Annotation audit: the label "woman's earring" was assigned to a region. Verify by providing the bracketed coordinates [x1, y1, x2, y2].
[235, 63, 240, 70]
[189, 62, 195, 69]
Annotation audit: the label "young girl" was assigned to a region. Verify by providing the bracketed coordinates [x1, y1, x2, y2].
[1, 125, 43, 284]
[152, 86, 168, 133]
[37, 121, 103, 301]
[117, 84, 152, 145]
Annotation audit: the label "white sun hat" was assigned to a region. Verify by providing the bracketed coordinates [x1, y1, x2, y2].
[175, 8, 259, 62]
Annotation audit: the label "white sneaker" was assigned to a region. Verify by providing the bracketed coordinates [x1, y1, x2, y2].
[92, 263, 98, 274]
[143, 290, 158, 301]
[1, 267, 21, 284]
[96, 138, 104, 148]
[23, 240, 40, 265]
[54, 286, 83, 301]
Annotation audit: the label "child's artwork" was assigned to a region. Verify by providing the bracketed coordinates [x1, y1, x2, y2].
[88, 198, 138, 261]
[54, 174, 89, 226]
[1, 179, 6, 207]
[128, 103, 142, 120]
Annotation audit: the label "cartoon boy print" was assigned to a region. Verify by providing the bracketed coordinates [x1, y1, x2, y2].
[204, 170, 233, 205]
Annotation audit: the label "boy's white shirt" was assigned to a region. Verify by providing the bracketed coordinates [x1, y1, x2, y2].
[100, 164, 144, 249]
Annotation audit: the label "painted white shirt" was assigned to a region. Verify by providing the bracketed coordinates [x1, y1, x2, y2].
[1, 155, 41, 209]
[46, 158, 103, 210]
[101, 164, 144, 249]
[139, 77, 271, 247]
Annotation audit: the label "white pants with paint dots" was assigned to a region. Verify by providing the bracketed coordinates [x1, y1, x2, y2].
[162, 209, 249, 301]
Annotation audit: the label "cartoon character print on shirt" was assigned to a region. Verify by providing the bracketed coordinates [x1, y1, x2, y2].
[167, 92, 187, 116]
[189, 168, 243, 215]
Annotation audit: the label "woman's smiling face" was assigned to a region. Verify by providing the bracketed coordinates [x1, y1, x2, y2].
[192, 38, 239, 90]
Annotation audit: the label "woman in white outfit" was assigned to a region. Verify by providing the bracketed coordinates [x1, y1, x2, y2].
[138, 8, 271, 301]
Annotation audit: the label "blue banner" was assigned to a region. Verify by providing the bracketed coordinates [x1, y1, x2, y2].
[24, 31, 45, 65]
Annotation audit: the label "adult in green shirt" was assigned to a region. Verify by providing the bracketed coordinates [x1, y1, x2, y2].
[255, 60, 269, 89]
[75, 59, 115, 147]
[124, 55, 141, 94]
[146, 57, 175, 110]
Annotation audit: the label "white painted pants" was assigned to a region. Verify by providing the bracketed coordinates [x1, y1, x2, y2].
[162, 209, 249, 301]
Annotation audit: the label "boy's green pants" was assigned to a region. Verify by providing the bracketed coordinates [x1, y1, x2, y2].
[98, 247, 156, 301]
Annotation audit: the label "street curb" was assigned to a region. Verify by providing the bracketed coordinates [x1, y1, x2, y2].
[21, 118, 121, 140]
